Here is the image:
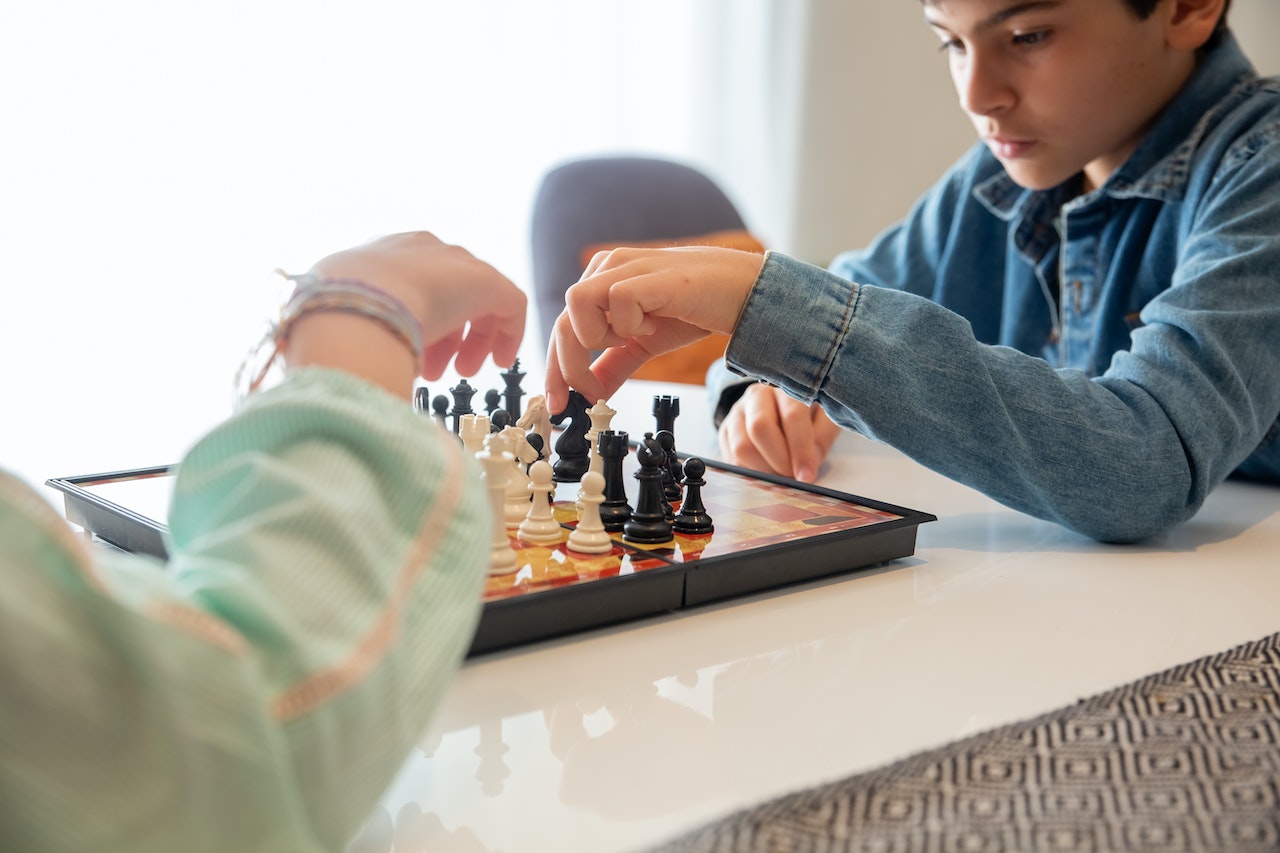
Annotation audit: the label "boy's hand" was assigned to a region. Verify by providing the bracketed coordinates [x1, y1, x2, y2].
[545, 246, 764, 412]
[718, 384, 840, 483]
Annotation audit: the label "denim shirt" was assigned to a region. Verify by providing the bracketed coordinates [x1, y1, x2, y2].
[718, 33, 1280, 542]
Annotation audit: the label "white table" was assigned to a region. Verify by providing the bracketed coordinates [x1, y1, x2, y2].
[363, 380, 1280, 852]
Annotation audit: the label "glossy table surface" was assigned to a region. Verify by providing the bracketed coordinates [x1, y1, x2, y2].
[356, 379, 1280, 852]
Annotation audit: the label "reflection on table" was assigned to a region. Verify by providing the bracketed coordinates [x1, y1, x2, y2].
[348, 379, 1280, 853]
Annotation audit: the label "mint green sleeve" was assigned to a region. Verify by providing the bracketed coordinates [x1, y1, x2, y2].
[0, 368, 490, 852]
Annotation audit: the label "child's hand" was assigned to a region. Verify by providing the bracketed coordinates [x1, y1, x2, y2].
[718, 384, 841, 483]
[545, 245, 764, 412]
[309, 232, 526, 379]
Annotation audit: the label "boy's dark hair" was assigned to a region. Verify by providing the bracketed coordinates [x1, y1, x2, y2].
[1125, 0, 1231, 46]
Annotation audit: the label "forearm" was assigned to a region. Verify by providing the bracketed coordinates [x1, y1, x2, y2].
[1, 370, 488, 850]
[727, 254, 1276, 542]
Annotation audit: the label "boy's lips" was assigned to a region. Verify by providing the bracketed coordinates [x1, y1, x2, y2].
[986, 135, 1035, 159]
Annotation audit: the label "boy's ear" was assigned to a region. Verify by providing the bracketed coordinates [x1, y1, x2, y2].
[1164, 0, 1227, 52]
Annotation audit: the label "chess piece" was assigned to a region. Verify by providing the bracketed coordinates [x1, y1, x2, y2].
[673, 457, 714, 534]
[449, 379, 476, 435]
[459, 413, 490, 456]
[624, 435, 674, 545]
[550, 389, 591, 482]
[516, 394, 552, 455]
[431, 394, 449, 430]
[656, 429, 683, 503]
[597, 430, 632, 532]
[484, 387, 502, 416]
[579, 398, 617, 511]
[653, 394, 680, 439]
[491, 408, 513, 432]
[519, 460, 563, 545]
[491, 429, 531, 528]
[478, 442, 519, 574]
[525, 432, 545, 468]
[568, 470, 613, 554]
[413, 385, 430, 414]
[501, 359, 526, 422]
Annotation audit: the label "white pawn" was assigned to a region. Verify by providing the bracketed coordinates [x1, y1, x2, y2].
[477, 445, 518, 574]
[568, 470, 613, 554]
[519, 459, 563, 545]
[460, 413, 490, 456]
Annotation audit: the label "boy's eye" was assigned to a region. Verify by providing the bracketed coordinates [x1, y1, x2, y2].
[937, 37, 965, 54]
[1012, 30, 1051, 47]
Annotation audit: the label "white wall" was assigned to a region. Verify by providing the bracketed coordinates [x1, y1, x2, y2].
[3, 0, 1277, 494]
[705, 0, 1280, 268]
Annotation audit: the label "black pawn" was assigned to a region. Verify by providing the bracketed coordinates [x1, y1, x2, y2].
[624, 435, 674, 545]
[656, 429, 683, 503]
[431, 394, 449, 430]
[597, 430, 632, 532]
[413, 385, 430, 413]
[491, 408, 512, 432]
[501, 360, 526, 422]
[484, 388, 502, 416]
[449, 379, 476, 435]
[550, 389, 591, 482]
[673, 458, 714, 534]
[525, 432, 545, 470]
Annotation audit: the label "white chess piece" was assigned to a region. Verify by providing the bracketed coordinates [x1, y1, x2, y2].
[516, 394, 552, 454]
[460, 413, 490, 456]
[477, 445, 519, 574]
[519, 459, 563, 545]
[578, 398, 617, 511]
[568, 470, 613, 554]
[492, 428, 532, 529]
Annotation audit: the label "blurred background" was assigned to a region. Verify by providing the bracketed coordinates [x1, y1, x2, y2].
[3, 0, 1278, 493]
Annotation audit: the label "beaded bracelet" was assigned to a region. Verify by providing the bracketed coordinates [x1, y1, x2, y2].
[232, 271, 425, 406]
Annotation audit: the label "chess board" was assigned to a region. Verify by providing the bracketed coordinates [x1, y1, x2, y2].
[47, 453, 934, 656]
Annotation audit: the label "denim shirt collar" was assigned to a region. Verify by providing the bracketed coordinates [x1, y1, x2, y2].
[974, 32, 1259, 263]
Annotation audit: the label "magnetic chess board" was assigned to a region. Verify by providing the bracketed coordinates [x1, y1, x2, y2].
[47, 453, 934, 656]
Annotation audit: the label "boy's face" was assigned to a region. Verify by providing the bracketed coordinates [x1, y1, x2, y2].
[924, 0, 1195, 191]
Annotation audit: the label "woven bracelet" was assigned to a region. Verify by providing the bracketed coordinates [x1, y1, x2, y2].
[232, 272, 425, 406]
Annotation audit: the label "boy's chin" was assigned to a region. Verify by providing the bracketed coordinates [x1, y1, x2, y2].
[999, 161, 1082, 192]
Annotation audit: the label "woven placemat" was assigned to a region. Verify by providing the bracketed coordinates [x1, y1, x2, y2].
[653, 631, 1280, 852]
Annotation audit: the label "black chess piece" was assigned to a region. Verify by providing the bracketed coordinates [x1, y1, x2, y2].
[449, 379, 476, 435]
[501, 359, 526, 421]
[525, 432, 545, 471]
[624, 434, 674, 544]
[413, 385, 430, 413]
[655, 429, 683, 503]
[673, 457, 714, 534]
[653, 394, 680, 438]
[637, 432, 675, 521]
[597, 430, 632, 532]
[491, 408, 513, 432]
[484, 388, 502, 416]
[431, 394, 449, 430]
[550, 389, 591, 482]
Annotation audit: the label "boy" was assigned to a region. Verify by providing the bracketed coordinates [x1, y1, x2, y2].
[545, 0, 1279, 542]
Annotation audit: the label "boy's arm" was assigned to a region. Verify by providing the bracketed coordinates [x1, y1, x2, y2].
[729, 151, 1280, 543]
[705, 148, 980, 476]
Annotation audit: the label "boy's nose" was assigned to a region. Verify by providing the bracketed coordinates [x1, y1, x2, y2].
[957, 53, 1014, 117]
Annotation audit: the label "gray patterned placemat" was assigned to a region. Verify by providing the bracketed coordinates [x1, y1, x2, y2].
[653, 631, 1280, 852]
